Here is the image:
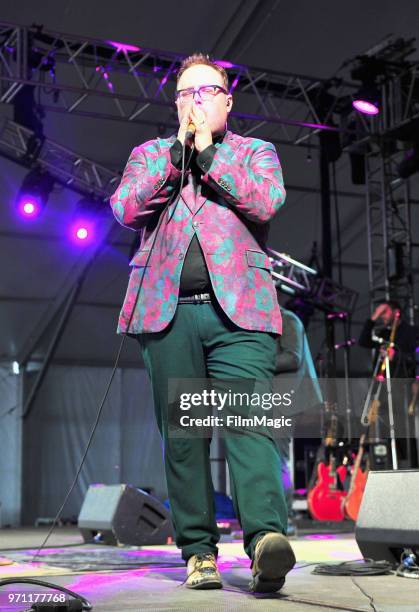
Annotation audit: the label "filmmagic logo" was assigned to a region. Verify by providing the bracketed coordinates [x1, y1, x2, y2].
[179, 414, 293, 428]
[179, 389, 294, 411]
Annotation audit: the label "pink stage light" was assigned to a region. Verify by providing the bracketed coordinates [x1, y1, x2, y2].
[107, 41, 141, 53]
[230, 76, 240, 93]
[214, 60, 235, 69]
[352, 99, 379, 115]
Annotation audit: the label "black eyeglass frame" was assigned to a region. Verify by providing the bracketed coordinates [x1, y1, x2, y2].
[175, 84, 229, 101]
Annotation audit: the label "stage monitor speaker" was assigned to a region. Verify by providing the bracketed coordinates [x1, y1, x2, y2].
[355, 470, 419, 565]
[78, 484, 174, 546]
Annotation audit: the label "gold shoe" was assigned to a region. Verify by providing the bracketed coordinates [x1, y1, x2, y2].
[185, 552, 223, 589]
[250, 532, 296, 593]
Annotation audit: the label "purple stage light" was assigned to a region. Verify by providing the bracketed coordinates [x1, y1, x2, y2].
[23, 202, 35, 215]
[16, 170, 54, 220]
[76, 227, 89, 240]
[23, 202, 36, 215]
[17, 197, 41, 218]
[352, 99, 379, 115]
[70, 197, 105, 245]
[71, 220, 93, 244]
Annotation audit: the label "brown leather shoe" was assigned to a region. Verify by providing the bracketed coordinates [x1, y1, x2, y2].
[250, 532, 296, 593]
[185, 552, 223, 589]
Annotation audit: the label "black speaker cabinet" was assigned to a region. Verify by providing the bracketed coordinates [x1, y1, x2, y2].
[78, 484, 174, 546]
[355, 470, 419, 565]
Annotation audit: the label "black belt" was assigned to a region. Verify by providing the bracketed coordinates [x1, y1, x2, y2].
[178, 292, 212, 304]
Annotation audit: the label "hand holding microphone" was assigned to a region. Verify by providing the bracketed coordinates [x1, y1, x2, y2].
[177, 103, 212, 153]
[185, 122, 196, 142]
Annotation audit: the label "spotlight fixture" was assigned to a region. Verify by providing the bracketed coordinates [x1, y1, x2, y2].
[70, 196, 106, 244]
[16, 168, 54, 219]
[352, 88, 380, 116]
[351, 58, 381, 116]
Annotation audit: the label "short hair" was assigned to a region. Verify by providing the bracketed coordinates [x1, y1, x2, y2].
[177, 53, 229, 90]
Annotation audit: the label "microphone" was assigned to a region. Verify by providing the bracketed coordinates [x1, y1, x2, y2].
[185, 122, 195, 141]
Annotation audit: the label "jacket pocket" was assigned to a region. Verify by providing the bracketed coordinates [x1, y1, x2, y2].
[129, 250, 151, 267]
[245, 249, 272, 270]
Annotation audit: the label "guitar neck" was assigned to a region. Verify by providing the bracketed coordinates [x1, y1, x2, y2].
[408, 389, 418, 417]
[347, 434, 366, 495]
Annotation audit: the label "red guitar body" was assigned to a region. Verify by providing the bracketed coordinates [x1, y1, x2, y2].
[343, 467, 368, 521]
[308, 462, 348, 521]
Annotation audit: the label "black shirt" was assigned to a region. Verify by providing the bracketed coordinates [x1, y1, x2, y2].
[169, 133, 223, 295]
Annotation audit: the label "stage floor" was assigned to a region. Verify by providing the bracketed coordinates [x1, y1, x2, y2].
[0, 527, 418, 611]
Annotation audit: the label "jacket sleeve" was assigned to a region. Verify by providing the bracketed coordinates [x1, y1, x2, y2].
[275, 314, 304, 374]
[110, 141, 182, 230]
[358, 319, 377, 348]
[199, 139, 286, 224]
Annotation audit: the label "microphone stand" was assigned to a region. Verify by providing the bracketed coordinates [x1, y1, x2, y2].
[328, 311, 354, 444]
[384, 351, 398, 469]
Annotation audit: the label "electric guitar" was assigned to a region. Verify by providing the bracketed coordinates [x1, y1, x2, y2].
[343, 399, 380, 521]
[307, 400, 348, 521]
[343, 433, 368, 521]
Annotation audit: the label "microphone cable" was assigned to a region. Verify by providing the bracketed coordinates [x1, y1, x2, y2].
[29, 137, 194, 563]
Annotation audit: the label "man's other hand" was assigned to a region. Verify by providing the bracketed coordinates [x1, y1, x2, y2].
[190, 103, 213, 153]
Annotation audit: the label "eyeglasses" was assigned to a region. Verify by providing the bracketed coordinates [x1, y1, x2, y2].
[175, 84, 228, 104]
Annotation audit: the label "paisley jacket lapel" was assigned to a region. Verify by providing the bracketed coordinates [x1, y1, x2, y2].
[194, 130, 235, 217]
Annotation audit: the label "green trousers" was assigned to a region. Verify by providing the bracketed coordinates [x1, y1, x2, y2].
[139, 300, 288, 562]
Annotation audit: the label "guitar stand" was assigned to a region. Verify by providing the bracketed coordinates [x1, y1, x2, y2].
[360, 347, 398, 470]
[384, 353, 398, 470]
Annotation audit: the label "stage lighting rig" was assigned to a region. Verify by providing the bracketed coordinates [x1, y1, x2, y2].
[349, 37, 416, 116]
[70, 196, 108, 244]
[351, 57, 382, 116]
[16, 168, 54, 218]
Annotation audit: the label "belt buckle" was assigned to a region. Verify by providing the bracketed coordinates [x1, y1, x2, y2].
[193, 293, 200, 304]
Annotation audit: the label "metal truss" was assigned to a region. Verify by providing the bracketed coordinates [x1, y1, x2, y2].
[0, 21, 365, 146]
[342, 38, 419, 322]
[0, 118, 119, 198]
[269, 248, 358, 313]
[0, 24, 418, 146]
[365, 143, 415, 323]
[268, 248, 317, 294]
[0, 22, 418, 321]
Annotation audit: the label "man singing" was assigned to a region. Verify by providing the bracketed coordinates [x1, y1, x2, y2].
[110, 53, 296, 592]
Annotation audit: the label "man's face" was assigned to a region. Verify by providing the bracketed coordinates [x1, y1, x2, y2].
[176, 64, 232, 134]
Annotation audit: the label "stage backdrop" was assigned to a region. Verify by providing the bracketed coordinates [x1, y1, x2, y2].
[0, 365, 21, 527]
[20, 365, 167, 525]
